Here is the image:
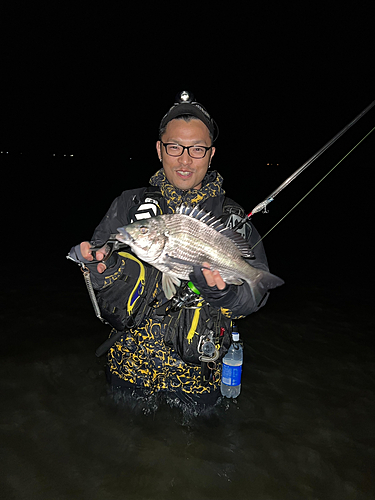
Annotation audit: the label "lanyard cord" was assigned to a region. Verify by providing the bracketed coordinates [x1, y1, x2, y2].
[250, 125, 375, 252]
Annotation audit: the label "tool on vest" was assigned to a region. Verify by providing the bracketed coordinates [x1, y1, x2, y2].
[66, 237, 129, 325]
[89, 235, 128, 265]
[169, 281, 202, 312]
[198, 329, 220, 363]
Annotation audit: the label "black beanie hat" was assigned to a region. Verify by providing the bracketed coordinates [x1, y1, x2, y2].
[159, 91, 219, 141]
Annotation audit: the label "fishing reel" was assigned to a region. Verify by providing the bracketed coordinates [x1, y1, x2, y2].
[168, 281, 202, 312]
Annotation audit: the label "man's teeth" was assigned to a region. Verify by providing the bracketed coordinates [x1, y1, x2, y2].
[178, 171, 191, 176]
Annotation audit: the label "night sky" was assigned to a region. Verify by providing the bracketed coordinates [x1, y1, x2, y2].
[2, 4, 374, 289]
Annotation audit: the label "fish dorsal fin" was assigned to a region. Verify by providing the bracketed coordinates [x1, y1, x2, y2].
[177, 204, 252, 258]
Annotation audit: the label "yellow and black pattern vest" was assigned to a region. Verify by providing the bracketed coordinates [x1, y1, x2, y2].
[107, 169, 238, 395]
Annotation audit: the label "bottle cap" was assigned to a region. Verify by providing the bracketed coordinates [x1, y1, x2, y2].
[232, 333, 240, 342]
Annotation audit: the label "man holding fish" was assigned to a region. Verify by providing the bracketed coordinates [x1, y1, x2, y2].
[69, 91, 283, 408]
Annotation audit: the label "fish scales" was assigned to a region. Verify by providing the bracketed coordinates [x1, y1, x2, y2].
[116, 205, 284, 302]
[161, 214, 246, 280]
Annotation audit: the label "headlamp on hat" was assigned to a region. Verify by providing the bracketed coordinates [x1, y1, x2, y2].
[159, 91, 219, 142]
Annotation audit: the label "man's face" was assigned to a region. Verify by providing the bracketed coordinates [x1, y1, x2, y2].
[156, 118, 215, 191]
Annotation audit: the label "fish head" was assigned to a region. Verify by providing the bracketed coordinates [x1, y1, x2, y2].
[116, 217, 167, 263]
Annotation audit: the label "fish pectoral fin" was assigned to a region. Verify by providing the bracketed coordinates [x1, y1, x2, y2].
[162, 273, 181, 300]
[225, 277, 244, 286]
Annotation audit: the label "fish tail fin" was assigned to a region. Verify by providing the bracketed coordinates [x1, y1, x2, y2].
[245, 269, 284, 307]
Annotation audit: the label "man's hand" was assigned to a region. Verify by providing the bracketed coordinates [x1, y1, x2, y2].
[80, 241, 107, 274]
[201, 262, 226, 289]
[189, 261, 238, 309]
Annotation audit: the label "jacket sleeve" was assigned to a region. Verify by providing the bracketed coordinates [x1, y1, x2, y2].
[69, 188, 144, 290]
[222, 220, 270, 317]
[195, 195, 274, 318]
[188, 203, 272, 318]
[219, 196, 272, 317]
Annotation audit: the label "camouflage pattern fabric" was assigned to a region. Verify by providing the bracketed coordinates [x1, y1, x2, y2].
[149, 168, 225, 213]
[106, 169, 227, 397]
[107, 320, 221, 396]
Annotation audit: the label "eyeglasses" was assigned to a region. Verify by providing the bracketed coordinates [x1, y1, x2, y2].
[160, 141, 212, 159]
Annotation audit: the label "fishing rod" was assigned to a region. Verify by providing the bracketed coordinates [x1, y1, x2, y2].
[86, 102, 374, 263]
[244, 99, 375, 221]
[69, 100, 374, 351]
[72, 100, 374, 277]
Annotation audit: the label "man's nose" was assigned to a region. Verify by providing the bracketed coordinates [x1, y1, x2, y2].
[178, 149, 193, 165]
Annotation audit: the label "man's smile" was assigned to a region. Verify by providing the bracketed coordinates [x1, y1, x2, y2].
[176, 170, 193, 177]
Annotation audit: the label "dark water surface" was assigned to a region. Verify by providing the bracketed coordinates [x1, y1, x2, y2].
[1, 267, 374, 500]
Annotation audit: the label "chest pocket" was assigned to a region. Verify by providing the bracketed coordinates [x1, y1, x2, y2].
[128, 191, 164, 223]
[95, 252, 146, 331]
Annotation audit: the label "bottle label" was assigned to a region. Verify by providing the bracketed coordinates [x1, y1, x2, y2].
[222, 363, 242, 386]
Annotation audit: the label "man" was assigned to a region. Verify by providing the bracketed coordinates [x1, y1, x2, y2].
[69, 91, 277, 408]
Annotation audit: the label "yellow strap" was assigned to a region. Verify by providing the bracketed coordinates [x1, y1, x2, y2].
[118, 251, 146, 315]
[186, 301, 203, 344]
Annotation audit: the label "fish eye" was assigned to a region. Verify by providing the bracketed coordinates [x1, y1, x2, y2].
[140, 226, 148, 234]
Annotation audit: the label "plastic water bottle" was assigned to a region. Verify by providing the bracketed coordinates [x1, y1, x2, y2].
[221, 326, 243, 398]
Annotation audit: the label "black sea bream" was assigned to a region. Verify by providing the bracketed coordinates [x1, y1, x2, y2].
[116, 205, 284, 301]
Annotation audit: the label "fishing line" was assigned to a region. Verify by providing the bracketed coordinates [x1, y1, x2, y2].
[248, 100, 375, 217]
[250, 125, 375, 252]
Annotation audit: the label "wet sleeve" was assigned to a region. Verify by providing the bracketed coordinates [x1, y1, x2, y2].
[223, 220, 270, 318]
[221, 282, 270, 318]
[189, 269, 269, 318]
[90, 192, 130, 247]
[69, 190, 138, 290]
[85, 192, 136, 290]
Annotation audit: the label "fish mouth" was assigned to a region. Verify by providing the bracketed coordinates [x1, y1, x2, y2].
[116, 228, 133, 244]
